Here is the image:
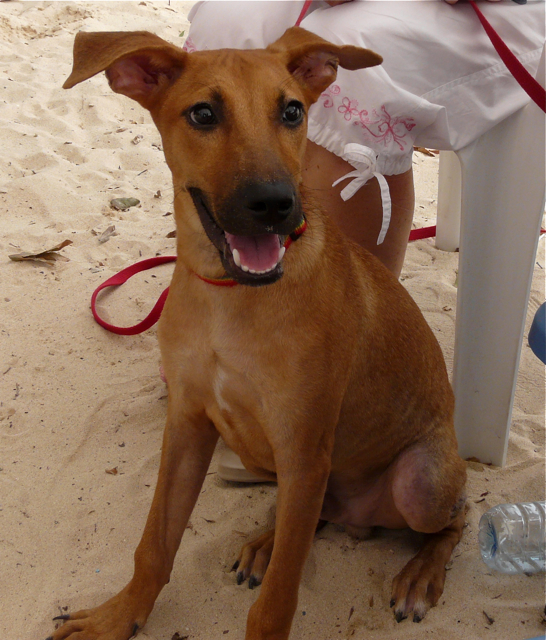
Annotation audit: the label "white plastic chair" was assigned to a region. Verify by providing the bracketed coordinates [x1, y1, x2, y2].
[436, 45, 545, 467]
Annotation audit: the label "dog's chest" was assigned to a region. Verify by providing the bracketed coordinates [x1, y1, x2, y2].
[212, 365, 232, 414]
[207, 351, 261, 424]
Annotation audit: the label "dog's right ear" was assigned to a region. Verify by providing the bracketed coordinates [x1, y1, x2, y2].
[63, 31, 186, 110]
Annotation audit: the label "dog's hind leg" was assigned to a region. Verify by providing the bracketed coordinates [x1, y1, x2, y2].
[390, 506, 466, 623]
[389, 438, 467, 623]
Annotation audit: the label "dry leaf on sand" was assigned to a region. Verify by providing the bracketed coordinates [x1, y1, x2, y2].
[9, 239, 73, 264]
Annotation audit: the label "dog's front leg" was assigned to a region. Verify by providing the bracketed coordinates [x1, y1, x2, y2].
[129, 407, 219, 621]
[245, 448, 331, 640]
[48, 403, 218, 640]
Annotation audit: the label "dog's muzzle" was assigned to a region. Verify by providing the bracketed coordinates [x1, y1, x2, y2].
[189, 182, 304, 287]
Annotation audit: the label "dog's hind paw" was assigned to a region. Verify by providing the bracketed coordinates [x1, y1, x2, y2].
[390, 551, 445, 623]
[231, 528, 275, 589]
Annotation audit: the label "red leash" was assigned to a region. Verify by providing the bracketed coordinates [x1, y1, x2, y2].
[91, 256, 176, 335]
[295, 0, 312, 27]
[469, 0, 545, 113]
[412, 1, 545, 242]
[89, 220, 434, 336]
[91, 221, 308, 335]
[91, 0, 545, 335]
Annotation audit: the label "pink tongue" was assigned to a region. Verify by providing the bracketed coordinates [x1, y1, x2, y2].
[225, 232, 281, 272]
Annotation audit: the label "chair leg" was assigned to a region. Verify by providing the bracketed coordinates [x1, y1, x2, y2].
[436, 151, 462, 252]
[453, 92, 545, 465]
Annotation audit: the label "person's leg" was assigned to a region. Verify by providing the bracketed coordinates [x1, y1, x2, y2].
[302, 141, 415, 279]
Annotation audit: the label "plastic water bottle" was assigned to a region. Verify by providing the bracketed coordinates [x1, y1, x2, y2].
[478, 501, 545, 574]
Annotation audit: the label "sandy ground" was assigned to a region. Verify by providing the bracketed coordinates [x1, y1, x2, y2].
[0, 2, 544, 640]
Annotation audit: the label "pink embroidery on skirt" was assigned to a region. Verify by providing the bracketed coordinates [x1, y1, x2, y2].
[183, 36, 197, 53]
[319, 88, 415, 151]
[338, 97, 360, 121]
[354, 105, 416, 151]
[321, 85, 341, 108]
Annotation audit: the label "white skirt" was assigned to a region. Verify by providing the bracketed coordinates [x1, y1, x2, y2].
[185, 0, 545, 175]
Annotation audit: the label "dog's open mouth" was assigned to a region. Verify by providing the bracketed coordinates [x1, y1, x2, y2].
[225, 232, 285, 275]
[189, 187, 298, 286]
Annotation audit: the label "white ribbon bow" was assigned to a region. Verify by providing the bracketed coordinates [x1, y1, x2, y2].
[332, 143, 392, 245]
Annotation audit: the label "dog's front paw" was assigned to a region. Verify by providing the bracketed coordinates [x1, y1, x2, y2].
[231, 528, 275, 589]
[45, 589, 148, 640]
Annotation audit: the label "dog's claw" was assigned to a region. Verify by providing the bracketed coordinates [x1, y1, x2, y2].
[236, 571, 245, 586]
[395, 610, 407, 623]
[131, 622, 140, 637]
[413, 613, 423, 623]
[389, 598, 395, 608]
[248, 575, 260, 590]
[52, 614, 71, 621]
[231, 560, 240, 572]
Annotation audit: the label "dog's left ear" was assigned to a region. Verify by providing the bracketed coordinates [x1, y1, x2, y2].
[268, 26, 382, 103]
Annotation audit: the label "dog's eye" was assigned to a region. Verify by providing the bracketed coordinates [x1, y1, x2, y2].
[188, 103, 217, 127]
[282, 101, 304, 125]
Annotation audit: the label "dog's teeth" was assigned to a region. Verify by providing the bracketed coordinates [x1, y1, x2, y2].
[232, 248, 241, 268]
[241, 264, 249, 273]
[249, 269, 257, 274]
[278, 247, 286, 261]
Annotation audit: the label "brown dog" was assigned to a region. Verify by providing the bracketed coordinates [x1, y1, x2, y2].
[48, 27, 466, 640]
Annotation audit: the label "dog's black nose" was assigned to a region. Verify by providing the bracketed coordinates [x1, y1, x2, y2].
[242, 182, 295, 226]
